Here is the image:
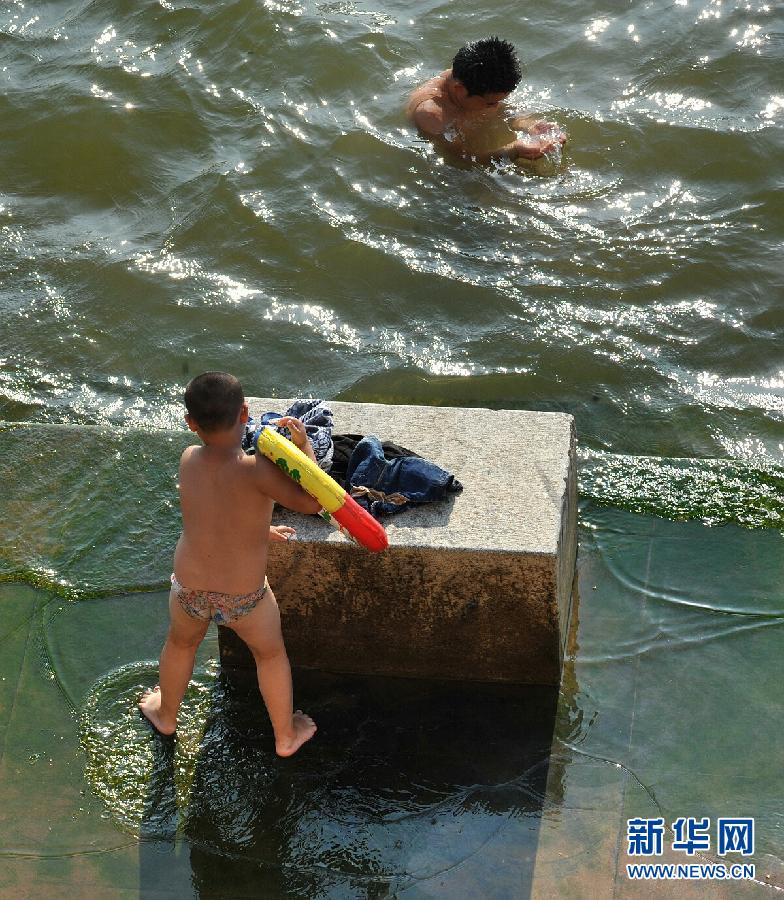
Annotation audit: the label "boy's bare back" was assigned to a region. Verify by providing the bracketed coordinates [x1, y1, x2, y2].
[174, 421, 320, 596]
[140, 374, 319, 754]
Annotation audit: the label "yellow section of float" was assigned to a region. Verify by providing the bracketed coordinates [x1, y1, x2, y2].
[255, 426, 344, 514]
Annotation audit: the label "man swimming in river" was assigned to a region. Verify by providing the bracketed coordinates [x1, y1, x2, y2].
[407, 36, 567, 164]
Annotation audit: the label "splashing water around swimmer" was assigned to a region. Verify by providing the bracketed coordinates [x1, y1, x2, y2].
[515, 120, 568, 164]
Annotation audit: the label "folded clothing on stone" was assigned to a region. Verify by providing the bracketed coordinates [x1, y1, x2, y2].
[243, 399, 334, 471]
[344, 434, 463, 520]
[242, 405, 462, 519]
[329, 433, 420, 487]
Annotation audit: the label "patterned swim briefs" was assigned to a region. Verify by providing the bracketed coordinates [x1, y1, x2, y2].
[171, 574, 268, 626]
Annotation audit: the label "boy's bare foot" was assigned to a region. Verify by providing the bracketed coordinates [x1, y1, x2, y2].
[138, 686, 177, 736]
[275, 710, 317, 757]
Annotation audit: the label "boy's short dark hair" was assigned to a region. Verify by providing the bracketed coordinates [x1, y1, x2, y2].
[452, 37, 521, 96]
[184, 372, 244, 431]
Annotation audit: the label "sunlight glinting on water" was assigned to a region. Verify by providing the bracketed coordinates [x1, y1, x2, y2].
[761, 94, 784, 119]
[692, 371, 784, 415]
[1, 0, 782, 518]
[263, 297, 362, 349]
[134, 252, 263, 304]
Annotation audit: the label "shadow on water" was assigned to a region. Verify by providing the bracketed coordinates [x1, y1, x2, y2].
[137, 735, 182, 892]
[137, 665, 562, 898]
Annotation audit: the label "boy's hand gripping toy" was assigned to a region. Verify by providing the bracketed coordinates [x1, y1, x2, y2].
[255, 426, 388, 552]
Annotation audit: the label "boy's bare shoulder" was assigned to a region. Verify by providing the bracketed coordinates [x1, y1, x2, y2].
[180, 444, 200, 463]
[245, 450, 281, 485]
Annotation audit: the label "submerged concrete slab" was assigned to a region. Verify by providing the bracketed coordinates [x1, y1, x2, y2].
[219, 399, 577, 685]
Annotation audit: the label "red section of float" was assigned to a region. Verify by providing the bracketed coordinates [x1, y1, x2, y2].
[332, 494, 389, 552]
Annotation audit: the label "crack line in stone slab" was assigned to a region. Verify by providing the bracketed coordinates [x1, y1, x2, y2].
[0, 602, 36, 767]
[39, 596, 80, 711]
[577, 615, 784, 664]
[611, 528, 655, 899]
[594, 560, 784, 618]
[0, 609, 39, 648]
[0, 841, 139, 860]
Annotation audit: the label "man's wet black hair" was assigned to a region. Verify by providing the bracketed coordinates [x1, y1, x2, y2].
[184, 372, 244, 431]
[452, 37, 521, 96]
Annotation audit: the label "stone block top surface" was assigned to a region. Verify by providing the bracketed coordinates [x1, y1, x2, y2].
[247, 398, 575, 556]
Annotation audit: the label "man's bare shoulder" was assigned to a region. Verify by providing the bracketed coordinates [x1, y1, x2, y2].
[408, 71, 449, 113]
[412, 98, 449, 136]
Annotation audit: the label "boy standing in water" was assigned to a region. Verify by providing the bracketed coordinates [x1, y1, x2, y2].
[139, 372, 320, 756]
[407, 36, 567, 163]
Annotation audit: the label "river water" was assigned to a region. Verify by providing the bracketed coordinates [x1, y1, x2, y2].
[1, 0, 782, 895]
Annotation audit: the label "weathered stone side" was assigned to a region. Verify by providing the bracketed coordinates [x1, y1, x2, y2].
[222, 542, 562, 684]
[219, 399, 578, 685]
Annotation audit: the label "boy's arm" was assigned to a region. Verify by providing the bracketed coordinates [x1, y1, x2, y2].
[254, 455, 322, 514]
[275, 416, 318, 464]
[254, 416, 322, 514]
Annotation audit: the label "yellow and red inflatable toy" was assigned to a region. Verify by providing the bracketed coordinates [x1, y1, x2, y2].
[255, 426, 388, 552]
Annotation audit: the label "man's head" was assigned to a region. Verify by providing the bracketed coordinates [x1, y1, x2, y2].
[184, 371, 245, 434]
[451, 37, 521, 108]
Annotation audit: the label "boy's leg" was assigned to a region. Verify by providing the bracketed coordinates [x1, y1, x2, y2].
[139, 590, 209, 735]
[227, 586, 316, 756]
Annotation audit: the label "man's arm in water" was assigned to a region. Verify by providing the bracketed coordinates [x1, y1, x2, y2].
[510, 113, 546, 130]
[510, 113, 568, 146]
[413, 102, 561, 162]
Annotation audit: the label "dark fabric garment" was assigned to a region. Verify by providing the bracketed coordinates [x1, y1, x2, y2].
[242, 400, 334, 470]
[345, 434, 462, 519]
[330, 433, 420, 488]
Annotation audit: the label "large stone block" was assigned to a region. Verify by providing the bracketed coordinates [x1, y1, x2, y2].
[219, 399, 577, 685]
